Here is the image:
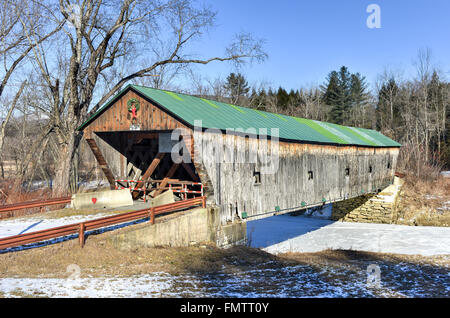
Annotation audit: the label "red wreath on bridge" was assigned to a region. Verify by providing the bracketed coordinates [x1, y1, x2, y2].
[127, 98, 140, 119]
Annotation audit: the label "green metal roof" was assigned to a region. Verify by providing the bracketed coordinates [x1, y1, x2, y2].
[79, 84, 401, 148]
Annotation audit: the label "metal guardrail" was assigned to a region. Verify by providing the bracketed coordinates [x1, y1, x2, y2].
[0, 196, 72, 217]
[0, 196, 206, 250]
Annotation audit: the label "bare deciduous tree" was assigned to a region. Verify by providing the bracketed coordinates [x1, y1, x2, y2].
[0, 81, 26, 168]
[19, 0, 266, 195]
[0, 1, 62, 184]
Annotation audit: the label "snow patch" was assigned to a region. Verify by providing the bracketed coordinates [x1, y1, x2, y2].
[1, 261, 448, 297]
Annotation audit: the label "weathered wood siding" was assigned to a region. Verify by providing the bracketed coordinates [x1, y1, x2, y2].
[83, 91, 190, 138]
[83, 91, 194, 182]
[194, 131, 399, 224]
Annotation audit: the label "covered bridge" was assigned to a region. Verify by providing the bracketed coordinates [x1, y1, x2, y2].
[78, 84, 401, 225]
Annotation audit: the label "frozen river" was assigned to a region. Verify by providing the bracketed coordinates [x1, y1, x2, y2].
[247, 214, 450, 256]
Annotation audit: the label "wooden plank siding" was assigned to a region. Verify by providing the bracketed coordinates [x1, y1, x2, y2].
[81, 90, 400, 225]
[193, 131, 399, 224]
[82, 91, 195, 183]
[83, 90, 191, 142]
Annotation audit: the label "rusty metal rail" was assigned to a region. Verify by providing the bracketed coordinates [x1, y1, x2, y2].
[394, 171, 405, 178]
[0, 196, 72, 217]
[0, 196, 206, 251]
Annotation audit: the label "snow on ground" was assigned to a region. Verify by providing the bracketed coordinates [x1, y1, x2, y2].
[248, 214, 450, 256]
[0, 199, 153, 241]
[438, 201, 450, 212]
[1, 259, 449, 297]
[22, 180, 109, 192]
[440, 171, 450, 178]
[0, 212, 119, 239]
[77, 181, 110, 191]
[0, 200, 155, 253]
[1, 196, 449, 297]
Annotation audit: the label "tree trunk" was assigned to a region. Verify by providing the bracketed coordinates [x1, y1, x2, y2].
[53, 144, 73, 197]
[52, 122, 81, 197]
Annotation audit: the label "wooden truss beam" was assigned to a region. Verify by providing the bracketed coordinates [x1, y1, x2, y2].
[153, 163, 179, 197]
[85, 138, 116, 189]
[182, 162, 199, 182]
[134, 152, 165, 190]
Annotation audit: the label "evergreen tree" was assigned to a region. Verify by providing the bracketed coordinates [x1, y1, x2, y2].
[350, 73, 369, 107]
[322, 67, 349, 124]
[322, 71, 340, 106]
[223, 72, 250, 104]
[322, 66, 368, 125]
[349, 73, 370, 126]
[288, 89, 301, 107]
[276, 87, 290, 109]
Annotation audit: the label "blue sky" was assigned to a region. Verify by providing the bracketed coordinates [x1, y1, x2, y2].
[186, 0, 450, 91]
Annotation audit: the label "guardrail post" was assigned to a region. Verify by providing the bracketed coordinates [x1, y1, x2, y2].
[202, 196, 206, 208]
[79, 223, 85, 248]
[150, 207, 155, 225]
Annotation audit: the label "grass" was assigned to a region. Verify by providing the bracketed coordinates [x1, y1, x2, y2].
[0, 182, 52, 205]
[0, 220, 448, 298]
[0, 223, 448, 280]
[0, 183, 56, 219]
[0, 235, 283, 278]
[280, 249, 450, 268]
[395, 176, 450, 226]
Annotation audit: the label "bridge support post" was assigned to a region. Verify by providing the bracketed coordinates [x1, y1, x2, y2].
[79, 223, 85, 248]
[150, 207, 155, 225]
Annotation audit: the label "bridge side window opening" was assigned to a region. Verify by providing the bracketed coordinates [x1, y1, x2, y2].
[253, 170, 261, 185]
[369, 166, 373, 174]
[308, 170, 314, 180]
[345, 168, 350, 176]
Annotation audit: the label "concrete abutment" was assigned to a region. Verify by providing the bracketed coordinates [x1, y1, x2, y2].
[110, 206, 247, 250]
